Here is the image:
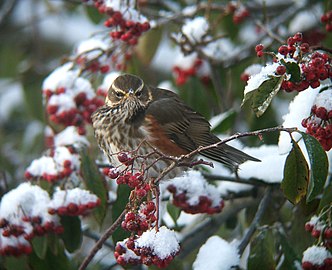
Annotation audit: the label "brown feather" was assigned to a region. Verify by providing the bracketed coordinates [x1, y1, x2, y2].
[145, 87, 260, 170]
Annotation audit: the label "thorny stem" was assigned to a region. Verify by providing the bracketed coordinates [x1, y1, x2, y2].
[79, 209, 128, 270]
[237, 187, 273, 255]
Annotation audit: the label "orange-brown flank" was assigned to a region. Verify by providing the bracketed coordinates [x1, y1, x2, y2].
[145, 115, 189, 156]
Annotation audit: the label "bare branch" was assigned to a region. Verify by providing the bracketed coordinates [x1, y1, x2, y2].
[237, 187, 273, 255]
[79, 209, 128, 270]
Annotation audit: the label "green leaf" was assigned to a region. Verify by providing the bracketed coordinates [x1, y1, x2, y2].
[281, 60, 301, 83]
[167, 203, 181, 225]
[299, 132, 329, 202]
[318, 182, 332, 212]
[136, 27, 163, 65]
[242, 76, 283, 117]
[281, 139, 309, 204]
[247, 229, 276, 270]
[28, 246, 74, 270]
[60, 216, 82, 253]
[31, 236, 48, 259]
[4, 256, 29, 270]
[80, 149, 108, 226]
[278, 231, 301, 270]
[112, 184, 131, 244]
[210, 109, 237, 133]
[84, 6, 103, 24]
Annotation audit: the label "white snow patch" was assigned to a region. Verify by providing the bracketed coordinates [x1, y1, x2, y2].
[182, 17, 209, 44]
[244, 62, 279, 95]
[193, 236, 240, 270]
[136, 226, 179, 259]
[302, 246, 331, 265]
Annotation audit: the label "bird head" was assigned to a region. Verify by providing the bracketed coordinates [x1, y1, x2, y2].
[105, 74, 152, 108]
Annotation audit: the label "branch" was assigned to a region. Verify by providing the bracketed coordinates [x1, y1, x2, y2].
[79, 209, 127, 270]
[202, 173, 280, 187]
[178, 197, 257, 259]
[237, 187, 273, 255]
[183, 126, 297, 160]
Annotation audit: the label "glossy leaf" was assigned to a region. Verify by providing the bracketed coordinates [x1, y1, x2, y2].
[278, 231, 301, 270]
[242, 76, 283, 117]
[60, 216, 82, 253]
[167, 203, 181, 225]
[211, 109, 237, 133]
[281, 139, 309, 204]
[28, 246, 74, 270]
[136, 28, 163, 65]
[80, 150, 108, 226]
[31, 236, 48, 259]
[318, 182, 332, 212]
[248, 230, 276, 270]
[84, 6, 103, 24]
[111, 184, 131, 244]
[299, 132, 329, 202]
[281, 60, 301, 83]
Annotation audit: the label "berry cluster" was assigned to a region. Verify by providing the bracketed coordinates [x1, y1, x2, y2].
[76, 54, 110, 74]
[256, 32, 332, 93]
[92, 1, 150, 46]
[121, 202, 156, 235]
[305, 215, 332, 248]
[0, 183, 63, 257]
[302, 89, 332, 151]
[115, 226, 180, 268]
[173, 58, 210, 86]
[24, 146, 81, 183]
[302, 246, 332, 270]
[167, 184, 224, 214]
[226, 2, 249, 25]
[48, 188, 101, 217]
[321, 11, 332, 32]
[45, 87, 104, 132]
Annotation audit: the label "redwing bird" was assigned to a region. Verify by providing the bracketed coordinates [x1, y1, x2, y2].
[92, 74, 259, 176]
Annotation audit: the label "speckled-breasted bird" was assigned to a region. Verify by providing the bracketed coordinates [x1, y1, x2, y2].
[92, 74, 259, 177]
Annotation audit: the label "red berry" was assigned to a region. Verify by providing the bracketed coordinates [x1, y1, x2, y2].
[316, 107, 328, 120]
[256, 51, 264, 57]
[324, 228, 332, 239]
[255, 44, 264, 52]
[67, 203, 79, 214]
[321, 14, 329, 23]
[108, 168, 119, 179]
[293, 32, 303, 42]
[278, 45, 289, 55]
[276, 65, 286, 75]
[300, 43, 310, 53]
[287, 37, 295, 46]
[302, 261, 313, 270]
[311, 228, 321, 238]
[117, 152, 129, 163]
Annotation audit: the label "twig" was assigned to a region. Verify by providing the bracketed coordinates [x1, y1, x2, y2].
[79, 209, 128, 270]
[183, 126, 297, 160]
[237, 187, 273, 255]
[179, 197, 257, 259]
[203, 173, 280, 187]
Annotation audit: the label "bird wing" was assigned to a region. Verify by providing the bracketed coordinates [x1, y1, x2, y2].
[145, 87, 260, 170]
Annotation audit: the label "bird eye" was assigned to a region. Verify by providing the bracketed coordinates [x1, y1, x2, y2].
[135, 91, 142, 97]
[115, 91, 124, 98]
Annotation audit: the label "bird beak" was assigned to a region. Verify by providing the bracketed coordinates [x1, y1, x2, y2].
[125, 89, 134, 98]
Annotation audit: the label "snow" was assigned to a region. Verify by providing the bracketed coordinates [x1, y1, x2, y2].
[0, 80, 24, 124]
[174, 52, 198, 70]
[12, 0, 102, 46]
[193, 236, 240, 270]
[278, 86, 320, 154]
[136, 226, 180, 259]
[182, 17, 209, 44]
[244, 62, 280, 95]
[42, 63, 75, 91]
[314, 88, 332, 110]
[302, 246, 331, 265]
[48, 94, 76, 112]
[105, 0, 148, 23]
[0, 182, 58, 226]
[27, 156, 58, 176]
[76, 38, 109, 58]
[54, 126, 90, 147]
[202, 38, 240, 61]
[289, 5, 322, 34]
[165, 171, 223, 207]
[49, 187, 99, 208]
[243, 64, 263, 77]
